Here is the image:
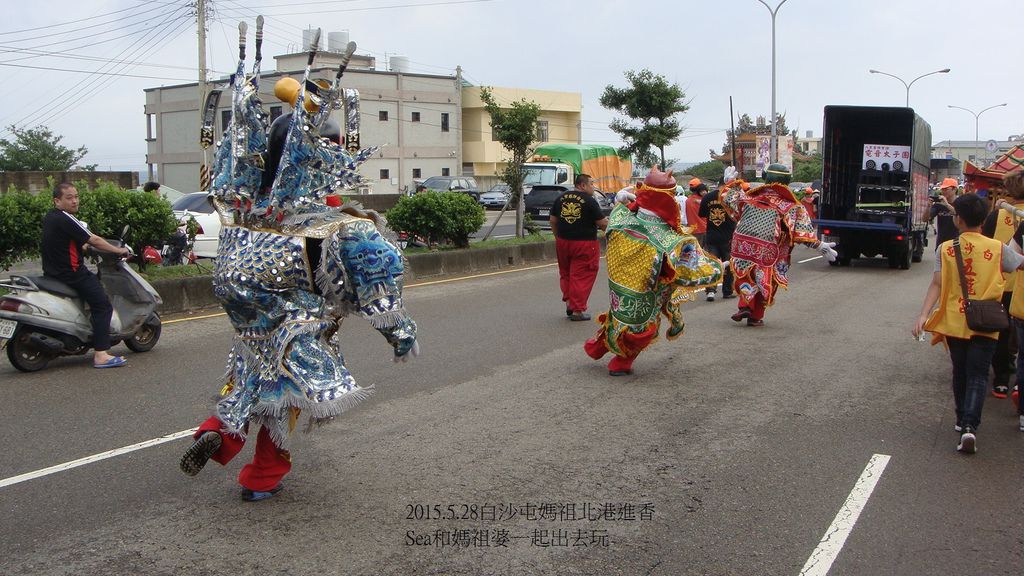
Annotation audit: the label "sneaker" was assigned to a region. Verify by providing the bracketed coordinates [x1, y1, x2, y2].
[1019, 415, 1024, 432]
[747, 319, 765, 327]
[954, 423, 963, 433]
[722, 293, 737, 299]
[568, 312, 592, 322]
[242, 484, 283, 502]
[993, 383, 1009, 399]
[180, 431, 222, 476]
[957, 427, 977, 454]
[706, 292, 716, 302]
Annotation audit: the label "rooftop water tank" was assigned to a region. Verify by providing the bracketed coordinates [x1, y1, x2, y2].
[327, 31, 349, 52]
[389, 55, 410, 73]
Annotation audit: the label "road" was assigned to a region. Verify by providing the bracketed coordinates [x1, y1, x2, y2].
[1, 251, 1022, 575]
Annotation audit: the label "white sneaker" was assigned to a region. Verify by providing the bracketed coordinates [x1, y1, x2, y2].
[957, 428, 977, 454]
[1019, 415, 1023, 432]
[706, 292, 715, 302]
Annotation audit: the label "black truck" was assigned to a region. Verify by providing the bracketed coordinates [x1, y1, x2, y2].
[817, 105, 932, 269]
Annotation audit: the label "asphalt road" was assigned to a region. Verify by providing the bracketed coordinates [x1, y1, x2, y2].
[1, 249, 1022, 576]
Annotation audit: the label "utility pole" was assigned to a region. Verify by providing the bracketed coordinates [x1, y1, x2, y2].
[197, 0, 209, 188]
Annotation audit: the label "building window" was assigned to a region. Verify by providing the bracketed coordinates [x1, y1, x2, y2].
[270, 105, 283, 121]
[412, 168, 421, 178]
[380, 169, 390, 179]
[411, 111, 420, 122]
[221, 110, 231, 134]
[146, 113, 155, 141]
[379, 110, 389, 121]
[536, 120, 549, 142]
[441, 112, 449, 132]
[441, 167, 450, 176]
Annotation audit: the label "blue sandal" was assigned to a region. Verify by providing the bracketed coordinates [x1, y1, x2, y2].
[94, 356, 127, 369]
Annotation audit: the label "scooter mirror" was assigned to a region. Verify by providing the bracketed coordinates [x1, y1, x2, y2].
[121, 225, 131, 241]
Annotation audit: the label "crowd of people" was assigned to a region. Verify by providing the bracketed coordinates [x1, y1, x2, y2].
[550, 163, 835, 375]
[913, 170, 1024, 454]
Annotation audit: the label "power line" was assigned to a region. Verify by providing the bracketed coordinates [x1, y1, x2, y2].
[0, 2, 178, 45]
[0, 1, 168, 37]
[0, 61, 194, 81]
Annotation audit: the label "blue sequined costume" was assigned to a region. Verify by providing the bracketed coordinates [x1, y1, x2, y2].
[205, 27, 416, 449]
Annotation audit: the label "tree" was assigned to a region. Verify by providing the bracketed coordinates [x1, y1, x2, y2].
[479, 87, 541, 238]
[793, 153, 823, 183]
[0, 125, 95, 171]
[686, 160, 725, 183]
[600, 69, 688, 170]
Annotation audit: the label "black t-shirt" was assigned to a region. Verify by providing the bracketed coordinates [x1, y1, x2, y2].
[930, 203, 957, 248]
[698, 190, 736, 244]
[551, 190, 604, 240]
[41, 208, 92, 280]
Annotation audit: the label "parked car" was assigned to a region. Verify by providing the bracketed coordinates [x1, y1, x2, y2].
[416, 176, 480, 201]
[170, 192, 221, 259]
[479, 183, 511, 209]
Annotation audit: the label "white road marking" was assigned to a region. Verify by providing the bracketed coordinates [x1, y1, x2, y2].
[0, 428, 197, 490]
[798, 453, 891, 576]
[798, 255, 824, 264]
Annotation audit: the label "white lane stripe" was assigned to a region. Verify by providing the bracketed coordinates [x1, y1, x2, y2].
[0, 428, 197, 490]
[799, 453, 891, 576]
[798, 255, 823, 264]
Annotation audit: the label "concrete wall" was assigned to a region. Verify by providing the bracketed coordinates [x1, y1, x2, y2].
[1, 171, 139, 195]
[154, 240, 561, 315]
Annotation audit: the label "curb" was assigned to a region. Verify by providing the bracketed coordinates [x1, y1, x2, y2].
[152, 239, 566, 315]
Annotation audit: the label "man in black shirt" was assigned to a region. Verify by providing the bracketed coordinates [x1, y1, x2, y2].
[41, 183, 131, 368]
[698, 184, 736, 301]
[930, 178, 958, 249]
[550, 174, 609, 321]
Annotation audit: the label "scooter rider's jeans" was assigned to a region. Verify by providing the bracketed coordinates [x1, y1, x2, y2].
[945, 335, 997, 430]
[61, 272, 114, 352]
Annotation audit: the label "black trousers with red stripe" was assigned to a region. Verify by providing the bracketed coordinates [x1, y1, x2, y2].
[63, 272, 114, 352]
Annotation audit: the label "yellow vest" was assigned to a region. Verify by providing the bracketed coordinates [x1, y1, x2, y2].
[924, 232, 1005, 341]
[993, 203, 1024, 291]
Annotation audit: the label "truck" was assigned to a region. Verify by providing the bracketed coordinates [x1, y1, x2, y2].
[523, 143, 632, 194]
[816, 105, 932, 269]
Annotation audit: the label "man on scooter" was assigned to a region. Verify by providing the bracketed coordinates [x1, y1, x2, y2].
[41, 182, 131, 368]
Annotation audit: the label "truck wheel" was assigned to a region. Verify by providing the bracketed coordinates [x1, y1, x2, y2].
[125, 314, 161, 353]
[6, 329, 52, 372]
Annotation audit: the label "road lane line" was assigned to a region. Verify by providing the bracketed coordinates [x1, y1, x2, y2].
[798, 255, 824, 264]
[0, 428, 198, 490]
[798, 453, 891, 576]
[163, 312, 226, 324]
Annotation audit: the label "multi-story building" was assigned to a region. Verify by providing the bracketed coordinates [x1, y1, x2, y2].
[461, 86, 582, 189]
[931, 139, 1022, 168]
[145, 43, 462, 194]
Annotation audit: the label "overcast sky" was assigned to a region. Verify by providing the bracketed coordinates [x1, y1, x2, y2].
[2, 0, 1021, 173]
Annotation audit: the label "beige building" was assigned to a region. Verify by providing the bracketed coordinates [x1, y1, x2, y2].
[145, 48, 463, 194]
[932, 139, 1022, 168]
[461, 86, 582, 188]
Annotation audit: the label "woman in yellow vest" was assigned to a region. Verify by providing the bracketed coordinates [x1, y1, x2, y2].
[981, 174, 1024, 398]
[912, 193, 1024, 454]
[1002, 172, 1024, 431]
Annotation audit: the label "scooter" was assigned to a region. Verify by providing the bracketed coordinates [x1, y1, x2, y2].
[0, 229, 163, 372]
[160, 218, 189, 267]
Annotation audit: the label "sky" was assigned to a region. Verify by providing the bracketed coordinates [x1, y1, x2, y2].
[2, 0, 1022, 173]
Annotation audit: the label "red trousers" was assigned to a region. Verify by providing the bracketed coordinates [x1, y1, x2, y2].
[556, 237, 600, 313]
[738, 291, 767, 320]
[196, 416, 292, 492]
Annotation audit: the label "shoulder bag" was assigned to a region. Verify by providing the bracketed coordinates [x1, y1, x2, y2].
[953, 237, 1009, 332]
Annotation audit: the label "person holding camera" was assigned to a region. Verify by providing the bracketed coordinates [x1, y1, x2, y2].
[929, 178, 958, 248]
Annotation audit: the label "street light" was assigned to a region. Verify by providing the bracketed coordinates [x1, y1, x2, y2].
[757, 0, 787, 164]
[948, 103, 1008, 166]
[868, 68, 951, 107]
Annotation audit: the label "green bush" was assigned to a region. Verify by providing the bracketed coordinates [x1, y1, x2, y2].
[0, 188, 51, 271]
[0, 181, 178, 271]
[387, 191, 485, 249]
